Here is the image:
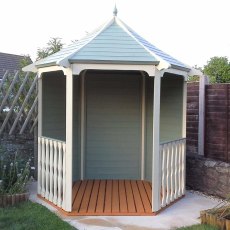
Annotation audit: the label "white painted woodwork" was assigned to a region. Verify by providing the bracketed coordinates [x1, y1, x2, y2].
[182, 79, 187, 138]
[57, 142, 63, 207]
[80, 71, 86, 180]
[45, 139, 50, 199]
[198, 75, 209, 155]
[62, 143, 66, 209]
[152, 69, 161, 212]
[53, 140, 58, 205]
[141, 72, 146, 180]
[160, 138, 186, 208]
[49, 140, 54, 201]
[65, 68, 73, 212]
[38, 136, 66, 209]
[37, 137, 41, 194]
[41, 138, 45, 197]
[72, 63, 156, 76]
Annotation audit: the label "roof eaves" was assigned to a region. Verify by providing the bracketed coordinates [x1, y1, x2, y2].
[69, 59, 159, 65]
[171, 64, 191, 72]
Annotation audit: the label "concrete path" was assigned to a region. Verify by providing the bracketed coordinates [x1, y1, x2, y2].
[29, 182, 221, 230]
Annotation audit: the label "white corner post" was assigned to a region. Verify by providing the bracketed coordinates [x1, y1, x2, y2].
[182, 77, 188, 138]
[37, 72, 42, 195]
[65, 68, 73, 212]
[152, 69, 162, 212]
[198, 75, 209, 155]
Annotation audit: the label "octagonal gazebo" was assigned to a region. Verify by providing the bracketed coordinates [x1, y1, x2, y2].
[24, 9, 198, 215]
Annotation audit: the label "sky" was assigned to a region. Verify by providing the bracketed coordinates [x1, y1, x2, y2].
[0, 0, 229, 67]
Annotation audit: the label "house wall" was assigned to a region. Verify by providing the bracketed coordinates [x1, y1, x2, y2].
[42, 71, 66, 140]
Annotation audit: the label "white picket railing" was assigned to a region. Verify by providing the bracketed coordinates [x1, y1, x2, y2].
[160, 138, 186, 207]
[38, 136, 66, 209]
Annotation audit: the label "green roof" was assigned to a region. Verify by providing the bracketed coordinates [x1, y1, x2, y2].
[34, 16, 190, 72]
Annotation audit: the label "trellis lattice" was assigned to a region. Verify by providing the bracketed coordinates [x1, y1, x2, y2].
[0, 70, 38, 135]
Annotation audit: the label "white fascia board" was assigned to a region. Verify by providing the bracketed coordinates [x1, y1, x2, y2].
[115, 18, 171, 71]
[72, 63, 156, 76]
[188, 67, 203, 77]
[22, 63, 38, 73]
[57, 18, 115, 68]
[161, 68, 188, 81]
[37, 66, 69, 78]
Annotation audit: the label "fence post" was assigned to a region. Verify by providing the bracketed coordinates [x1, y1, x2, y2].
[198, 75, 209, 155]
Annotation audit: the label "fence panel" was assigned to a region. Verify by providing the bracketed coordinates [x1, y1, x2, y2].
[205, 84, 229, 162]
[0, 71, 38, 135]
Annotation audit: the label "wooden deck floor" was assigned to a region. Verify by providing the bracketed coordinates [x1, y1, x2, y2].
[71, 180, 153, 216]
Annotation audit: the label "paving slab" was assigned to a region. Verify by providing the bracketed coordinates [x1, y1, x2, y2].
[29, 182, 221, 230]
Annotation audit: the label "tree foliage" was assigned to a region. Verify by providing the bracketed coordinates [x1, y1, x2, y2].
[36, 37, 63, 60]
[203, 56, 230, 83]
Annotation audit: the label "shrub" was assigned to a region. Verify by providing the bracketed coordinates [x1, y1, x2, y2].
[0, 146, 30, 195]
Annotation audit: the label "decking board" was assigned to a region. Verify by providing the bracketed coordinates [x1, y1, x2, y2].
[71, 179, 153, 216]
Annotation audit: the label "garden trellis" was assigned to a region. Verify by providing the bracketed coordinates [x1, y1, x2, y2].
[0, 70, 38, 135]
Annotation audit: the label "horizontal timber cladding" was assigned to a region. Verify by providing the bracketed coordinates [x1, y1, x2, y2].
[186, 82, 199, 155]
[85, 70, 141, 180]
[73, 76, 81, 181]
[42, 71, 66, 141]
[145, 76, 153, 181]
[205, 84, 230, 162]
[160, 73, 184, 142]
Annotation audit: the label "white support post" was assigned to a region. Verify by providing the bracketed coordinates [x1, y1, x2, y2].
[65, 69, 73, 212]
[141, 72, 146, 180]
[80, 71, 86, 180]
[198, 75, 209, 155]
[152, 69, 161, 212]
[182, 78, 187, 138]
[37, 73, 42, 195]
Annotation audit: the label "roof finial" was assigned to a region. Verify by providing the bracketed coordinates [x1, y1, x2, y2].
[113, 4, 118, 17]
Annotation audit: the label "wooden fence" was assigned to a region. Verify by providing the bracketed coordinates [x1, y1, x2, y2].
[0, 70, 38, 135]
[187, 81, 230, 163]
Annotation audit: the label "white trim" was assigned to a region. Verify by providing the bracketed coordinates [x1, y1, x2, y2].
[80, 71, 86, 180]
[72, 63, 156, 76]
[141, 72, 146, 180]
[152, 68, 161, 212]
[38, 66, 68, 75]
[182, 80, 187, 138]
[65, 68, 73, 212]
[161, 68, 188, 80]
[37, 73, 42, 195]
[198, 75, 209, 155]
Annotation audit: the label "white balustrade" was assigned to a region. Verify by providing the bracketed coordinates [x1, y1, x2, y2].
[160, 138, 186, 208]
[38, 136, 66, 209]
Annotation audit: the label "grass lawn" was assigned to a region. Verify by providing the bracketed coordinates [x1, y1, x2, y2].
[0, 201, 75, 230]
[177, 224, 218, 230]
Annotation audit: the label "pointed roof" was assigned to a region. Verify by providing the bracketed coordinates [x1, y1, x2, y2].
[35, 17, 190, 72]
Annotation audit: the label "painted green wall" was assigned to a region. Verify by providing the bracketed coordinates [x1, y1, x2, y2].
[144, 74, 184, 181]
[160, 74, 184, 142]
[145, 76, 154, 181]
[72, 76, 81, 181]
[42, 71, 66, 141]
[85, 71, 142, 180]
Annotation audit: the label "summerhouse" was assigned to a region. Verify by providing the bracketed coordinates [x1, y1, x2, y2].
[24, 9, 197, 215]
